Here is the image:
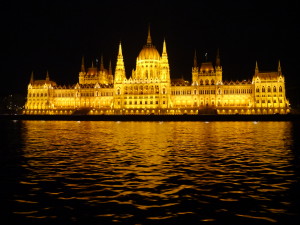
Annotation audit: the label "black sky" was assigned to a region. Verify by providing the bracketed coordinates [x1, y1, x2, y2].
[2, 0, 300, 105]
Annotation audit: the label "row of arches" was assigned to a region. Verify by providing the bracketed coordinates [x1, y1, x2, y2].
[256, 86, 283, 93]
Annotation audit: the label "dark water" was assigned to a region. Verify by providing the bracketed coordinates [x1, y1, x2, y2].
[1, 120, 300, 225]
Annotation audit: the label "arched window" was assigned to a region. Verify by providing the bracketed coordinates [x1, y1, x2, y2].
[200, 80, 203, 85]
[279, 86, 282, 92]
[262, 86, 265, 92]
[273, 86, 276, 92]
[205, 79, 209, 85]
[194, 89, 197, 95]
[256, 87, 260, 92]
[211, 79, 215, 85]
[267, 86, 271, 92]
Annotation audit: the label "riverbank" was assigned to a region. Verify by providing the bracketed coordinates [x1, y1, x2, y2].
[1, 114, 300, 121]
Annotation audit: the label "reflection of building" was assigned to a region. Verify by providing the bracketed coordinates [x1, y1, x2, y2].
[23, 28, 290, 115]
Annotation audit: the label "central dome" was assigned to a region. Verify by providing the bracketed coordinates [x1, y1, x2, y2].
[137, 45, 160, 61]
[137, 27, 160, 61]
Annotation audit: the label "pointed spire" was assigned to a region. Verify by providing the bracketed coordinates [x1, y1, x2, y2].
[118, 41, 123, 57]
[30, 71, 34, 83]
[46, 71, 50, 81]
[100, 55, 104, 70]
[147, 25, 152, 45]
[255, 61, 259, 74]
[81, 56, 85, 72]
[193, 50, 198, 67]
[215, 48, 221, 67]
[115, 41, 126, 83]
[278, 60, 281, 73]
[162, 38, 167, 55]
[109, 60, 112, 74]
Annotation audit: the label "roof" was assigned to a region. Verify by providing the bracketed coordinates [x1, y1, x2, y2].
[200, 62, 214, 72]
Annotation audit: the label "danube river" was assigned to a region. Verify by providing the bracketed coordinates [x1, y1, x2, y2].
[1, 120, 300, 225]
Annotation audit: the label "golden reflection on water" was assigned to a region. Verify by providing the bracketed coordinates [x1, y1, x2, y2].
[15, 121, 296, 223]
[20, 121, 293, 182]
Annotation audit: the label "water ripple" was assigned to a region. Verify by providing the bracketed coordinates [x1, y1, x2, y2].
[1, 121, 300, 224]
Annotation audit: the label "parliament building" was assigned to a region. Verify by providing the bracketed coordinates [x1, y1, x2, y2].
[23, 29, 290, 115]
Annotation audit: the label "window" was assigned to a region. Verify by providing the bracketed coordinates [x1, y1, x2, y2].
[268, 87, 271, 92]
[273, 86, 276, 92]
[262, 87, 265, 92]
[279, 86, 282, 92]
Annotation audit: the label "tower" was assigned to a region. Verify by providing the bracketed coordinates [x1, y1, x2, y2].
[114, 42, 126, 83]
[79, 56, 86, 84]
[215, 49, 222, 83]
[192, 50, 199, 83]
[161, 38, 170, 81]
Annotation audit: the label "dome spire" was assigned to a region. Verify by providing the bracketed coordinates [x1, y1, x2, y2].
[147, 25, 152, 45]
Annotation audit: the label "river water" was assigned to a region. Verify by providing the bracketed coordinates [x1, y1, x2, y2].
[1, 120, 300, 225]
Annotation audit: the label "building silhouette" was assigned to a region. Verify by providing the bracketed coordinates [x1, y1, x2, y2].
[24, 28, 290, 115]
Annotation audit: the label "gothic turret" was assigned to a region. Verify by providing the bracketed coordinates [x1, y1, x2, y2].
[255, 61, 259, 75]
[161, 38, 170, 81]
[114, 42, 126, 83]
[30, 71, 34, 84]
[46, 71, 50, 82]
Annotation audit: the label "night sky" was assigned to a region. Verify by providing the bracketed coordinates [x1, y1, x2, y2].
[2, 0, 300, 105]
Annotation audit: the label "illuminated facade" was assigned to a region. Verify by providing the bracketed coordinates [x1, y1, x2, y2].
[24, 29, 290, 115]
